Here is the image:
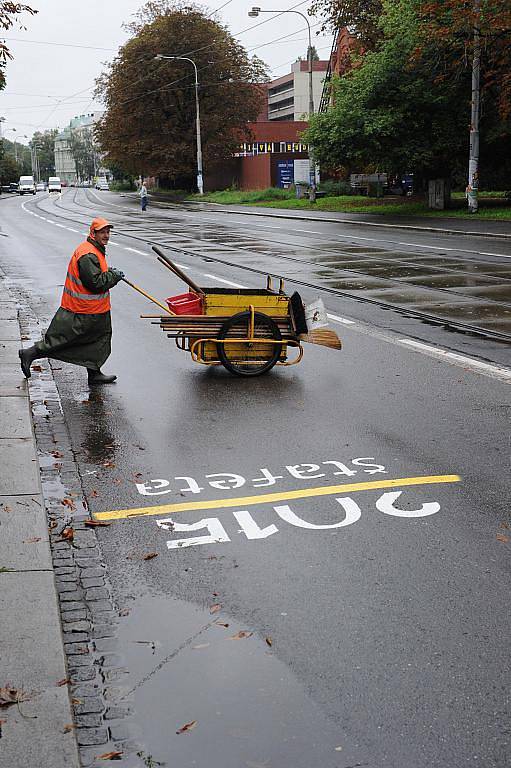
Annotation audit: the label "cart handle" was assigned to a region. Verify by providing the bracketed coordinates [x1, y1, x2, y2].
[121, 277, 175, 316]
[152, 245, 205, 295]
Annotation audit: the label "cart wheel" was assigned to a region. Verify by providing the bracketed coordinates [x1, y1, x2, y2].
[217, 311, 282, 377]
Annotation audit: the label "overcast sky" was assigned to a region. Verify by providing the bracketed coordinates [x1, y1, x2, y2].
[1, 0, 333, 144]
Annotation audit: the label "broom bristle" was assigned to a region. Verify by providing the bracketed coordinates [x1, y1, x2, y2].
[299, 329, 342, 350]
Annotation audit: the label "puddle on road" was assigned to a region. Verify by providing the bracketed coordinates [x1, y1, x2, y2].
[115, 596, 346, 768]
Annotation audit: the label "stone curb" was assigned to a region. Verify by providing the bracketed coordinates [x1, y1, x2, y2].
[0, 270, 80, 768]
[3, 274, 138, 768]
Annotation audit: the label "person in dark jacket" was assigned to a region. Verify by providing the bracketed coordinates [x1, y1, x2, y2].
[19, 217, 124, 385]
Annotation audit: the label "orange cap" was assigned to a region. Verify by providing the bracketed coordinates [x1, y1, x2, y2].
[90, 217, 113, 236]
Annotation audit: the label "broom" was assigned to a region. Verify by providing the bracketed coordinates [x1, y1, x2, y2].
[299, 329, 342, 350]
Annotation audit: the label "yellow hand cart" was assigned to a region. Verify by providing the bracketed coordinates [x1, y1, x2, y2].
[130, 245, 341, 377]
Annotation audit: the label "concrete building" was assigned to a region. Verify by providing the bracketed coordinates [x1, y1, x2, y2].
[54, 112, 104, 184]
[267, 60, 328, 121]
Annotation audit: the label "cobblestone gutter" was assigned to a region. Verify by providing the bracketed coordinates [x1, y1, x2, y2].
[14, 292, 137, 767]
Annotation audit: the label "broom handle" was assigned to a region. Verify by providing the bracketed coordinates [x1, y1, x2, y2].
[121, 277, 175, 316]
[152, 245, 205, 295]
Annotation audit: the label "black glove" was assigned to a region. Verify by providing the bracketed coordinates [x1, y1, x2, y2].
[110, 267, 125, 279]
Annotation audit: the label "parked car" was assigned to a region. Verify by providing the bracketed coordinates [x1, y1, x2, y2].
[18, 175, 36, 195]
[36, 181, 46, 192]
[95, 178, 109, 191]
[48, 176, 62, 193]
[9, 182, 18, 193]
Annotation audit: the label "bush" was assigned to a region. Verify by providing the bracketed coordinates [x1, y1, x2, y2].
[318, 180, 353, 196]
[110, 180, 135, 191]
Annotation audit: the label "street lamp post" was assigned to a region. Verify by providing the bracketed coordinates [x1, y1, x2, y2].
[3, 126, 19, 162]
[249, 6, 316, 199]
[155, 53, 204, 195]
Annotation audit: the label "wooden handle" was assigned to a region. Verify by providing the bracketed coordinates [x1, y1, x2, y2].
[121, 278, 175, 316]
[152, 245, 205, 295]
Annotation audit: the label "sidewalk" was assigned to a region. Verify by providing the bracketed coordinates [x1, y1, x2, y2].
[0, 275, 79, 767]
[141, 194, 511, 239]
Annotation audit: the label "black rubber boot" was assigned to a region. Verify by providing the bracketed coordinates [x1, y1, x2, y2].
[19, 345, 41, 378]
[87, 368, 117, 385]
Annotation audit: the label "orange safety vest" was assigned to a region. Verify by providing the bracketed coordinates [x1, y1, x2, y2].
[60, 240, 111, 314]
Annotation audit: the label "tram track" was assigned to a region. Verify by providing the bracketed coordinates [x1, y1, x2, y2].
[26, 190, 511, 345]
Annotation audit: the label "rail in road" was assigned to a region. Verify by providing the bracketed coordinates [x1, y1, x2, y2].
[23, 189, 511, 345]
[6, 189, 510, 767]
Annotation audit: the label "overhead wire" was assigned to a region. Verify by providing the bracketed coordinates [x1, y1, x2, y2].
[7, 1, 325, 129]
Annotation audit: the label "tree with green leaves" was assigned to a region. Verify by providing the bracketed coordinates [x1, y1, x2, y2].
[94, 0, 267, 188]
[306, 0, 511, 189]
[30, 129, 58, 178]
[0, 148, 19, 184]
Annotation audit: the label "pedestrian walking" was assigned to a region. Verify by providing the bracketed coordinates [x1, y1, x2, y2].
[19, 217, 125, 385]
[139, 180, 148, 211]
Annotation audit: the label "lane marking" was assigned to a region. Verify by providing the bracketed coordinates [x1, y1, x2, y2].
[202, 273, 248, 288]
[327, 313, 356, 325]
[94, 474, 461, 521]
[124, 247, 147, 255]
[399, 339, 511, 380]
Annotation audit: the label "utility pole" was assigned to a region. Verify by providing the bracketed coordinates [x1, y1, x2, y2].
[467, 0, 481, 213]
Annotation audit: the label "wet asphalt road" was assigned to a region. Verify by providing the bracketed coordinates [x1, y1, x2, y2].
[1, 190, 511, 768]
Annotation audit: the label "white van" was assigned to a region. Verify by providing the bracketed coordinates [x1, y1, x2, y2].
[48, 176, 62, 193]
[18, 176, 36, 195]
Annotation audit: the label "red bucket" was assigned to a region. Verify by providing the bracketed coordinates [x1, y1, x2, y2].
[166, 292, 203, 315]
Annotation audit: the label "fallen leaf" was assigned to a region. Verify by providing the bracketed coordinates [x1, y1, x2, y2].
[84, 519, 111, 528]
[0, 686, 29, 708]
[209, 603, 222, 614]
[2, 505, 12, 513]
[48, 520, 58, 530]
[51, 450, 64, 458]
[31, 364, 43, 372]
[71, 698, 82, 705]
[61, 498, 76, 510]
[215, 620, 229, 628]
[500, 522, 510, 530]
[265, 636, 273, 647]
[496, 533, 509, 543]
[133, 472, 143, 479]
[103, 461, 116, 469]
[119, 608, 130, 616]
[176, 720, 197, 734]
[60, 527, 74, 542]
[56, 678, 70, 687]
[23, 537, 41, 543]
[90, 490, 99, 498]
[230, 631, 253, 641]
[143, 552, 158, 560]
[97, 751, 123, 760]
[63, 723, 75, 733]
[0, 687, 18, 708]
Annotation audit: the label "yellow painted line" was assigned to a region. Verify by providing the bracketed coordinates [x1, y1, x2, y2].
[94, 474, 461, 522]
